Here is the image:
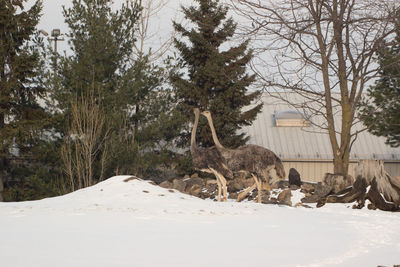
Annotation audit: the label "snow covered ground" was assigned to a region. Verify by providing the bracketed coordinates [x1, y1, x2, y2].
[1, 176, 399, 267]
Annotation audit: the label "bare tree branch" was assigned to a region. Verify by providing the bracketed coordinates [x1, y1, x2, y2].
[61, 85, 110, 190]
[132, 0, 176, 62]
[230, 0, 399, 174]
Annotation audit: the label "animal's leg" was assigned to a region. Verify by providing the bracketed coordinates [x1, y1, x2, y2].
[217, 178, 221, 202]
[217, 172, 228, 202]
[237, 183, 257, 202]
[210, 168, 222, 202]
[218, 183, 222, 201]
[214, 169, 228, 202]
[251, 174, 262, 203]
[261, 168, 273, 191]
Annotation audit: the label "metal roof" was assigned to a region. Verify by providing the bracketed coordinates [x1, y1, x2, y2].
[240, 92, 400, 161]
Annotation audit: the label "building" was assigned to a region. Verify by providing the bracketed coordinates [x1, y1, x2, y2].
[241, 93, 400, 182]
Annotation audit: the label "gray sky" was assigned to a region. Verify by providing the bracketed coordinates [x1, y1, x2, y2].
[26, 0, 184, 54]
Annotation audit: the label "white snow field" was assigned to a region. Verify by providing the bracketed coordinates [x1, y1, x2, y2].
[1, 176, 399, 267]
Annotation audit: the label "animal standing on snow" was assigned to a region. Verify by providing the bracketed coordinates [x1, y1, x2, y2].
[190, 108, 233, 201]
[201, 110, 286, 203]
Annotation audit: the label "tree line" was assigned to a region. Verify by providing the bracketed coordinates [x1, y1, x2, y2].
[0, 0, 261, 201]
[1, 0, 399, 201]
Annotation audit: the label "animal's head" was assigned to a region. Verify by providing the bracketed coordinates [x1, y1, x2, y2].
[193, 107, 200, 115]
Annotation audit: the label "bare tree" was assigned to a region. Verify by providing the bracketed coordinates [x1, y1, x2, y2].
[132, 0, 175, 62]
[61, 87, 110, 191]
[230, 0, 399, 175]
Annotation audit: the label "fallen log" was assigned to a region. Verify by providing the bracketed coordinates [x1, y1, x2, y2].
[317, 178, 367, 207]
[317, 160, 400, 211]
[365, 178, 400, 211]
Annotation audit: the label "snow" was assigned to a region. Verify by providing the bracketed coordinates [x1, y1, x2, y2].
[1, 176, 399, 267]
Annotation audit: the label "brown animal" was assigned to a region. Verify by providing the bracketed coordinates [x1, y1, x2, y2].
[190, 108, 233, 201]
[201, 110, 286, 203]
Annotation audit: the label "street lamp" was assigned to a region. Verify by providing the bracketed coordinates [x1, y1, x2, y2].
[39, 28, 65, 73]
[50, 29, 64, 57]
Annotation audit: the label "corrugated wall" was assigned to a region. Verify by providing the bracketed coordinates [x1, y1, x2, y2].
[385, 162, 400, 179]
[282, 161, 400, 183]
[240, 93, 400, 183]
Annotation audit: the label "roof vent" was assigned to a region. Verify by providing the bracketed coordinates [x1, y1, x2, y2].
[274, 110, 310, 127]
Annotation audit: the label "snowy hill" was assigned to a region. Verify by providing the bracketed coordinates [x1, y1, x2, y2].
[1, 176, 399, 267]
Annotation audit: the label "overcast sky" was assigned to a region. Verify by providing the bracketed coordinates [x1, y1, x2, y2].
[25, 0, 185, 54]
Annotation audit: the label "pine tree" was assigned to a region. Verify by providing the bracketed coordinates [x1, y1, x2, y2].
[359, 18, 400, 148]
[60, 0, 140, 109]
[57, 0, 141, 187]
[171, 0, 262, 148]
[0, 1, 47, 178]
[58, 0, 182, 184]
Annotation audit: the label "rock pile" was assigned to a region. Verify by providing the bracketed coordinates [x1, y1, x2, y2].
[156, 168, 356, 208]
[158, 170, 300, 206]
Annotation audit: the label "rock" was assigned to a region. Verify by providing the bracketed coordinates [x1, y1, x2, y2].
[277, 189, 292, 206]
[294, 202, 312, 208]
[227, 178, 245, 193]
[206, 182, 218, 191]
[270, 183, 278, 190]
[275, 180, 289, 189]
[323, 173, 354, 194]
[262, 183, 271, 191]
[260, 193, 269, 203]
[262, 196, 279, 204]
[314, 182, 332, 197]
[185, 177, 204, 191]
[261, 187, 271, 196]
[301, 195, 321, 203]
[123, 176, 139, 182]
[247, 194, 257, 202]
[183, 174, 190, 179]
[228, 192, 238, 200]
[172, 179, 186, 193]
[198, 191, 210, 199]
[243, 178, 255, 188]
[206, 179, 217, 185]
[191, 173, 199, 178]
[301, 183, 332, 204]
[187, 184, 203, 197]
[301, 183, 315, 194]
[289, 168, 302, 187]
[290, 184, 300, 190]
[159, 181, 172, 189]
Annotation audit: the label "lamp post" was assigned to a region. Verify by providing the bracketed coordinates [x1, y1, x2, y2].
[50, 29, 64, 70]
[39, 29, 65, 72]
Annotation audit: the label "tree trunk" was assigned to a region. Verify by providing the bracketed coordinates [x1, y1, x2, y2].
[333, 155, 349, 175]
[318, 160, 400, 211]
[333, 129, 351, 175]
